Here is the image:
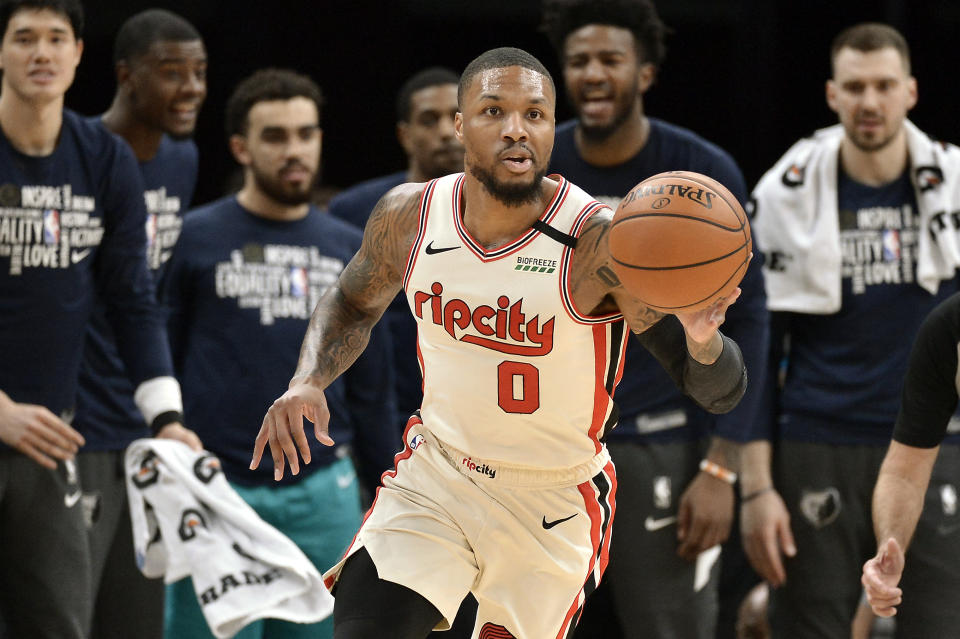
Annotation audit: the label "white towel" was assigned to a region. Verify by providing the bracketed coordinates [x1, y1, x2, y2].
[751, 120, 960, 313]
[125, 439, 334, 638]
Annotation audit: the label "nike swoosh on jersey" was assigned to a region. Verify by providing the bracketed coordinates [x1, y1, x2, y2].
[644, 515, 678, 531]
[71, 248, 92, 264]
[424, 241, 459, 255]
[542, 513, 577, 529]
[64, 490, 81, 508]
[335, 473, 355, 489]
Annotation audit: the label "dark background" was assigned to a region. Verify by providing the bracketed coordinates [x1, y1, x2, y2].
[69, 0, 960, 207]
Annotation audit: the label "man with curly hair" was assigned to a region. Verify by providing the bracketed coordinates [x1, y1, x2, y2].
[541, 1, 769, 637]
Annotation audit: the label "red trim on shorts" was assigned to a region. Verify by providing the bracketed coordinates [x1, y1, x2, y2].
[597, 461, 617, 577]
[323, 414, 423, 590]
[556, 477, 606, 638]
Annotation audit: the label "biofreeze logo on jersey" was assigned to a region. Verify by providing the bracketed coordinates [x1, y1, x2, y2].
[413, 281, 555, 356]
[515, 255, 557, 274]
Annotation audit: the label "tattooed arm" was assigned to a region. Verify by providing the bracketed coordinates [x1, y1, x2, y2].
[251, 183, 424, 479]
[569, 207, 746, 412]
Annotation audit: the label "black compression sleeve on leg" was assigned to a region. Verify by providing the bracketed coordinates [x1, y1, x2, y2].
[333, 548, 447, 639]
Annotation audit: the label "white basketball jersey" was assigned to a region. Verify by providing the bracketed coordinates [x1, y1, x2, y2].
[403, 173, 629, 468]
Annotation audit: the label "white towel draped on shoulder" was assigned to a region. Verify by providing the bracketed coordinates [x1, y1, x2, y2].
[751, 121, 960, 313]
[125, 439, 334, 638]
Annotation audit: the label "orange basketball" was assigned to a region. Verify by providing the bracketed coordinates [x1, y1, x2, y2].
[608, 170, 751, 312]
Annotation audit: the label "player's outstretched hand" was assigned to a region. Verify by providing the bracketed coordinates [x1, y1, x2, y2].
[741, 488, 796, 587]
[251, 382, 334, 480]
[676, 470, 734, 561]
[0, 397, 85, 469]
[862, 537, 904, 617]
[156, 422, 203, 451]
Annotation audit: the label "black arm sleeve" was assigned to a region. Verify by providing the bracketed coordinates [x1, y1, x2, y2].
[894, 293, 960, 448]
[634, 315, 747, 414]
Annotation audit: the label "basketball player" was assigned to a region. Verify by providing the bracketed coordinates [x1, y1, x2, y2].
[862, 291, 960, 618]
[328, 66, 463, 434]
[540, 1, 769, 636]
[251, 47, 747, 639]
[0, 1, 186, 636]
[744, 23, 960, 638]
[161, 68, 397, 639]
[75, 9, 206, 639]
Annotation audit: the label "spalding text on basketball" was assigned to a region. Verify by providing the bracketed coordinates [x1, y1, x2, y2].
[621, 182, 717, 209]
[413, 282, 554, 356]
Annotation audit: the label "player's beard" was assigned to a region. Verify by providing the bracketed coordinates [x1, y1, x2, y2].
[469, 162, 547, 207]
[251, 163, 315, 206]
[846, 117, 902, 153]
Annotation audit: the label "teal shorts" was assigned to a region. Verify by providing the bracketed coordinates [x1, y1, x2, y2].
[164, 456, 363, 639]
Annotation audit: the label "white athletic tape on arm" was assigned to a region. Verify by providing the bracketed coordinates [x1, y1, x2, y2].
[133, 376, 184, 425]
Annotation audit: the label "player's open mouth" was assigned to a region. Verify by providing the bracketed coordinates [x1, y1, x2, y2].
[502, 157, 532, 173]
[581, 97, 614, 118]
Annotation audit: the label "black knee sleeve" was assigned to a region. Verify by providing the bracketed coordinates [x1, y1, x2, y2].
[333, 549, 445, 639]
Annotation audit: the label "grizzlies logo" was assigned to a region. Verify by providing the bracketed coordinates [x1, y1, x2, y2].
[178, 508, 207, 541]
[799, 488, 841, 528]
[193, 454, 222, 484]
[132, 451, 161, 489]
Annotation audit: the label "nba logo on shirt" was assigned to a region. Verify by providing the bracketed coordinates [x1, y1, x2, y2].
[42, 209, 60, 244]
[881, 229, 901, 261]
[290, 267, 308, 298]
[145, 213, 158, 248]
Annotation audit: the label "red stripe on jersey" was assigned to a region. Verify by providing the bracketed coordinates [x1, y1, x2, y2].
[587, 324, 609, 452]
[558, 202, 623, 325]
[402, 180, 438, 292]
[556, 478, 605, 638]
[323, 415, 422, 591]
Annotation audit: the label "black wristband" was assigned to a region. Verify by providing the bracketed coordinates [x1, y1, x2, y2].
[150, 410, 184, 436]
[741, 486, 774, 503]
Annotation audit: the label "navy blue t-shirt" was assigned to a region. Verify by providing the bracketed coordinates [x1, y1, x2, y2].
[76, 131, 199, 450]
[777, 170, 959, 444]
[549, 117, 769, 442]
[0, 110, 172, 429]
[328, 171, 423, 431]
[160, 197, 398, 488]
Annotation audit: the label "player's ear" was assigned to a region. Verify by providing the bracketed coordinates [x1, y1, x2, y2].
[638, 62, 656, 94]
[115, 61, 132, 91]
[397, 121, 413, 155]
[825, 79, 839, 114]
[454, 111, 464, 142]
[906, 76, 918, 111]
[229, 134, 251, 166]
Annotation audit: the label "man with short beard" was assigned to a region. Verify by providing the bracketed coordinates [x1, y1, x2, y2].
[744, 23, 960, 639]
[251, 47, 747, 639]
[75, 10, 206, 638]
[159, 68, 397, 639]
[540, 1, 769, 637]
